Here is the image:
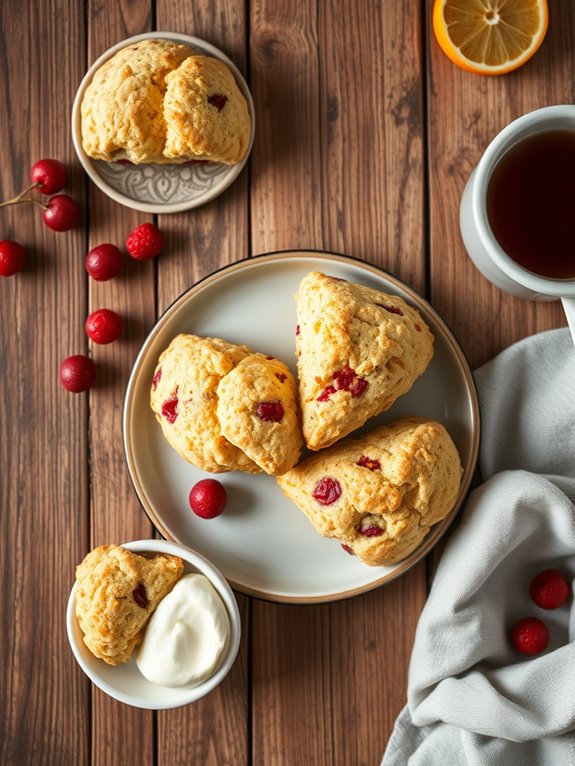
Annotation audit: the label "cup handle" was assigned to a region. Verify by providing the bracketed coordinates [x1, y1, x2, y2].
[561, 298, 575, 347]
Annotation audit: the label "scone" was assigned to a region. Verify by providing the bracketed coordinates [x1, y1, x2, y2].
[295, 272, 434, 450]
[75, 544, 184, 665]
[81, 40, 251, 164]
[217, 354, 302, 475]
[150, 334, 302, 475]
[164, 55, 251, 164]
[277, 417, 462, 566]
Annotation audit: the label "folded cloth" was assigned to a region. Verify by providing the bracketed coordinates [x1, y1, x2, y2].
[382, 328, 575, 766]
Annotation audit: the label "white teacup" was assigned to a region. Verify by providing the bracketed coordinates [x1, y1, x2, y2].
[460, 105, 575, 344]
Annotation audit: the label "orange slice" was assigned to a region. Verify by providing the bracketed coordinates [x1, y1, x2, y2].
[433, 0, 548, 75]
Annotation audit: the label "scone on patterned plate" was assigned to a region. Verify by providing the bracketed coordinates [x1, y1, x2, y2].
[277, 417, 462, 566]
[81, 39, 251, 164]
[75, 544, 184, 665]
[295, 272, 434, 451]
[150, 334, 303, 475]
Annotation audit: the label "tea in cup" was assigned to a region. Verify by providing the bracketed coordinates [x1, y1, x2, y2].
[459, 105, 575, 343]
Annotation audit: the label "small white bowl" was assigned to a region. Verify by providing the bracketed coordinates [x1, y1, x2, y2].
[71, 32, 255, 213]
[66, 539, 241, 709]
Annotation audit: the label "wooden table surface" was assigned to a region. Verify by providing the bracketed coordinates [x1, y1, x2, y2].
[1, 1, 573, 764]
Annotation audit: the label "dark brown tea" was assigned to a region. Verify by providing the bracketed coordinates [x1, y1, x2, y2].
[486, 129, 575, 280]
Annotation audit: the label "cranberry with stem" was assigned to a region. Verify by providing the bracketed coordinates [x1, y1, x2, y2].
[42, 194, 80, 232]
[0, 240, 26, 276]
[30, 158, 68, 195]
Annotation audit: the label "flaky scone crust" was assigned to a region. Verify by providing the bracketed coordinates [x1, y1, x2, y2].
[150, 334, 302, 474]
[277, 417, 462, 566]
[295, 272, 435, 450]
[81, 41, 251, 164]
[75, 545, 184, 665]
[217, 354, 302, 475]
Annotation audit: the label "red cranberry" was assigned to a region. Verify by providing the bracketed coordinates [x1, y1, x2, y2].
[530, 569, 570, 610]
[256, 400, 284, 422]
[161, 392, 179, 423]
[357, 455, 381, 471]
[85, 243, 122, 281]
[350, 378, 368, 396]
[275, 372, 287, 383]
[317, 385, 336, 402]
[42, 194, 80, 232]
[0, 240, 26, 276]
[189, 479, 227, 519]
[341, 544, 354, 555]
[30, 158, 68, 195]
[132, 583, 148, 608]
[312, 477, 341, 506]
[152, 367, 162, 390]
[208, 93, 228, 111]
[376, 303, 403, 315]
[60, 354, 96, 393]
[359, 526, 383, 537]
[296, 324, 301, 336]
[85, 308, 122, 344]
[511, 617, 549, 655]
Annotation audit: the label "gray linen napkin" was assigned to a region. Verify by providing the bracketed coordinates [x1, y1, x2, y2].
[381, 328, 575, 766]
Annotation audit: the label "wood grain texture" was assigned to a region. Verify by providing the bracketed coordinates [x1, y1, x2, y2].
[427, 0, 575, 368]
[0, 1, 90, 764]
[86, 3, 156, 765]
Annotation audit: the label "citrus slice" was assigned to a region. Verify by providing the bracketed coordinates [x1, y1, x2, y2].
[433, 0, 548, 75]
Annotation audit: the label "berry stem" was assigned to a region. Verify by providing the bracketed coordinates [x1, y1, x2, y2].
[0, 182, 41, 208]
[0, 195, 46, 210]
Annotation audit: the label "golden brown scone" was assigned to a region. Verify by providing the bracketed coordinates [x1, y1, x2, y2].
[164, 55, 251, 164]
[217, 354, 302, 475]
[150, 334, 260, 473]
[81, 40, 192, 163]
[295, 272, 434, 450]
[81, 41, 251, 164]
[150, 335, 302, 474]
[75, 544, 184, 665]
[277, 418, 462, 566]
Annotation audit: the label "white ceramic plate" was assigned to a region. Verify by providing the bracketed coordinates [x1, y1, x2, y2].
[71, 32, 255, 213]
[124, 252, 480, 602]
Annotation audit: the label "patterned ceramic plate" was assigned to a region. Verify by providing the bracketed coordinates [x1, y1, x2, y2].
[71, 32, 255, 213]
[123, 252, 481, 603]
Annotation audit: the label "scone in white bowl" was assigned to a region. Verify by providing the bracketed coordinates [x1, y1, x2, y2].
[71, 32, 255, 213]
[66, 539, 241, 709]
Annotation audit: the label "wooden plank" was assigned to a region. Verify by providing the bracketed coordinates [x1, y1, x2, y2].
[427, 0, 574, 369]
[249, 2, 428, 764]
[0, 1, 90, 764]
[154, 2, 251, 764]
[85, 4, 157, 765]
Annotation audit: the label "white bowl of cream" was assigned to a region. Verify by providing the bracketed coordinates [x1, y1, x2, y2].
[66, 539, 241, 709]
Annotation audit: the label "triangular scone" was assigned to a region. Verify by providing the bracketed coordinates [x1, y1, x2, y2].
[295, 272, 434, 450]
[75, 545, 184, 665]
[217, 355, 302, 475]
[150, 334, 261, 473]
[277, 418, 462, 566]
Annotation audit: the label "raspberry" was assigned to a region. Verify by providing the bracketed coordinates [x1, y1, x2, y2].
[511, 617, 549, 655]
[317, 385, 336, 402]
[126, 222, 164, 260]
[85, 243, 122, 281]
[256, 400, 284, 422]
[60, 355, 96, 393]
[530, 569, 570, 610]
[312, 477, 341, 506]
[85, 308, 122, 344]
[189, 479, 227, 519]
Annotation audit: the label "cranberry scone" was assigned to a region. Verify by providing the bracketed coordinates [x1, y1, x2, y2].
[277, 417, 462, 566]
[81, 39, 251, 164]
[150, 334, 302, 475]
[75, 544, 184, 665]
[295, 272, 434, 450]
